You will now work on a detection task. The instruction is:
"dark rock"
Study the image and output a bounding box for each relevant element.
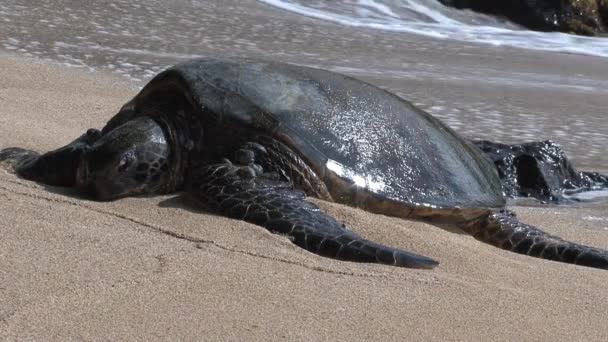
[472,140,608,202]
[439,0,606,36]
[600,0,608,25]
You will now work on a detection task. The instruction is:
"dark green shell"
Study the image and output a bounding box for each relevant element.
[117,57,505,209]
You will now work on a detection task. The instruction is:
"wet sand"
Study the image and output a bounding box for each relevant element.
[1,57,607,341]
[2,0,608,170]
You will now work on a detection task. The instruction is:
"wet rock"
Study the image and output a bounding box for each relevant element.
[472,140,608,202]
[439,0,606,36]
[600,0,608,25]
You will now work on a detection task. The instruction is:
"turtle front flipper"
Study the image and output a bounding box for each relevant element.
[0,147,40,172]
[187,161,439,269]
[467,211,608,269]
[0,129,101,186]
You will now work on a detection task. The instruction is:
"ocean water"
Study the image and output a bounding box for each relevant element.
[259,0,608,58]
[2,1,606,79]
[1,0,607,172]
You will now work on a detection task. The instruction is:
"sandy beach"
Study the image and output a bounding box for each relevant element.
[1,56,607,341]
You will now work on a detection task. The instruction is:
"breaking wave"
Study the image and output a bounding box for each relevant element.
[257,0,608,58]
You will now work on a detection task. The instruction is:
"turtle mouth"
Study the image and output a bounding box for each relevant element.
[74,159,122,201]
[75,154,96,198]
[75,150,105,200]
[71,129,101,190]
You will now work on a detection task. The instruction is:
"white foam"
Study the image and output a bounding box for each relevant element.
[53,42,203,60]
[257,0,608,58]
[358,0,397,18]
[564,189,608,201]
[583,216,608,222]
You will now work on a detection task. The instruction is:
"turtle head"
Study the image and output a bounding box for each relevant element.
[76,117,171,200]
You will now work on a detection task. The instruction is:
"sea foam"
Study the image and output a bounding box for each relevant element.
[257,0,608,58]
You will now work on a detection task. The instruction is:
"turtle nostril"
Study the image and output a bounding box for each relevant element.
[86,128,102,142]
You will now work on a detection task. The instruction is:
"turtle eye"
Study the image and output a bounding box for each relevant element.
[117,153,135,172]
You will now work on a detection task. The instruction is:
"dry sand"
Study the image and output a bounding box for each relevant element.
[1,56,607,341]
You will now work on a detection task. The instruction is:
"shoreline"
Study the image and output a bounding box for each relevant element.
[3,0,608,169]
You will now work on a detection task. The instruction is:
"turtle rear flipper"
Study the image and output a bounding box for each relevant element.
[187,162,439,269]
[466,211,608,269]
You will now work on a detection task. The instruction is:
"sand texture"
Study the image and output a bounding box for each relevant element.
[1,57,607,341]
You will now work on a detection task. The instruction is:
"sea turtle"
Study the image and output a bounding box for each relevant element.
[1,57,607,270]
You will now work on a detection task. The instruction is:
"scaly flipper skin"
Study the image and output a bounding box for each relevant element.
[0,147,39,172]
[0,129,101,186]
[187,161,439,269]
[462,211,608,269]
